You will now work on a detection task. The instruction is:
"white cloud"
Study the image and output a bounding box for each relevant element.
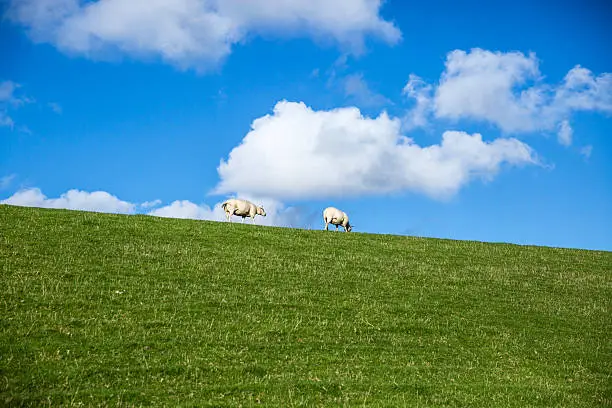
[224,195,308,228]
[1,187,136,213]
[557,120,572,146]
[214,101,537,201]
[403,48,612,145]
[148,200,220,220]
[7,0,401,70]
[553,66,612,113]
[0,185,303,228]
[433,49,543,132]
[148,196,304,228]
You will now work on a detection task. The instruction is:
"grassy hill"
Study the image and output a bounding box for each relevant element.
[0,205,610,407]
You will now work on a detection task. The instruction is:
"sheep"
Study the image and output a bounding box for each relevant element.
[221,198,266,224]
[323,206,353,232]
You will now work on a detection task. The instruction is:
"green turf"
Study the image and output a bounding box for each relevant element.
[0,204,610,407]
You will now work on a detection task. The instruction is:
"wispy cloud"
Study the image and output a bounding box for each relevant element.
[0,80,26,129]
[213,88,228,106]
[139,199,162,209]
[0,80,63,132]
[0,111,15,129]
[0,80,48,132]
[580,145,593,159]
[0,81,20,103]
[402,74,433,131]
[557,120,573,146]
[0,174,16,190]
[321,55,391,110]
[48,102,62,114]
[342,73,391,108]
[18,125,33,135]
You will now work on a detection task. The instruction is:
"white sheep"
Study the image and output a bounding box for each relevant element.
[221,198,266,224]
[323,206,353,232]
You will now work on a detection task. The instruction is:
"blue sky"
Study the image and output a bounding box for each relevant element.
[1,0,611,251]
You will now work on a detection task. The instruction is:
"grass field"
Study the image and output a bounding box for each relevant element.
[0,204,610,407]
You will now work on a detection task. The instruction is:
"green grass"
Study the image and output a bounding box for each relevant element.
[1,204,610,407]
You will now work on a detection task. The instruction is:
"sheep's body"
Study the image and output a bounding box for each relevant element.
[323,207,352,232]
[221,198,266,224]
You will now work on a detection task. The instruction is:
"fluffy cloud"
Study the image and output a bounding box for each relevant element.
[433,49,543,131]
[148,196,305,228]
[0,186,303,227]
[1,187,136,213]
[403,48,612,145]
[214,101,537,201]
[149,200,220,220]
[221,195,308,228]
[7,0,400,70]
[553,66,612,112]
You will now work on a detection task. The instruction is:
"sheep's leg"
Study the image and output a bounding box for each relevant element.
[227,207,236,223]
[324,220,329,231]
[252,216,256,224]
[241,216,245,224]
[335,225,339,232]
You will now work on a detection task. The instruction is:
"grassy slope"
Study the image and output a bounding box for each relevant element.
[0,205,610,407]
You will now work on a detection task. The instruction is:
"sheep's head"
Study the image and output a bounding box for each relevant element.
[257,206,266,216]
[346,224,353,232]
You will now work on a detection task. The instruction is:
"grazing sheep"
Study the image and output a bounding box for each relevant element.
[323,206,353,232]
[221,198,266,224]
